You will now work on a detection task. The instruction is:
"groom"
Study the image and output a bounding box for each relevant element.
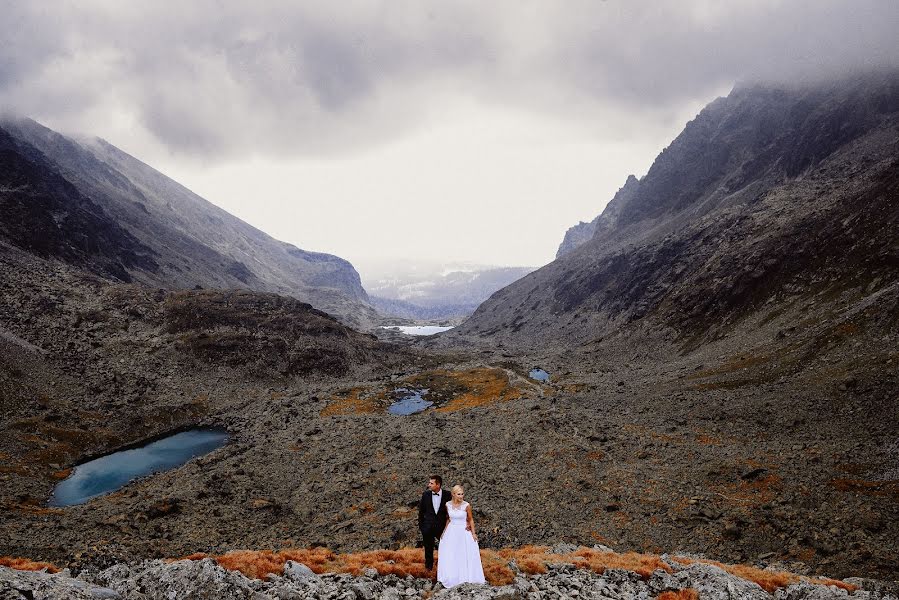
[418,474,452,571]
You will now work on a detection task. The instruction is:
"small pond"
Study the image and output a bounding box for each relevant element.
[388,388,433,415]
[529,368,550,382]
[49,428,229,507]
[381,325,455,336]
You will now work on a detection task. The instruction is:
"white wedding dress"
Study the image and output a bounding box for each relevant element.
[437,501,486,588]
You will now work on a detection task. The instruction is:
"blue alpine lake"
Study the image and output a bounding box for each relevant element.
[49,428,229,507]
[388,388,433,415]
[529,368,550,382]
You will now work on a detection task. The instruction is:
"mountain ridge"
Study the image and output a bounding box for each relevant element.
[0,116,377,328]
[449,72,899,348]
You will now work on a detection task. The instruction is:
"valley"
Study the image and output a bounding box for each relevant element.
[1,72,898,597]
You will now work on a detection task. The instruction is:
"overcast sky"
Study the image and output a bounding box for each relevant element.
[2,1,898,272]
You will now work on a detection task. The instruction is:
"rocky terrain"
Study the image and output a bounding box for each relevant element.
[3,546,897,599]
[0,116,379,328]
[1,72,898,596]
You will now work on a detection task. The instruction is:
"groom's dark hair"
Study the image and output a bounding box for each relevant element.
[430,474,443,486]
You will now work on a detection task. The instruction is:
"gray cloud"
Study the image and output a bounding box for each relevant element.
[1,0,897,159]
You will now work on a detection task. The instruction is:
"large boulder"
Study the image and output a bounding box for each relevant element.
[0,566,121,600]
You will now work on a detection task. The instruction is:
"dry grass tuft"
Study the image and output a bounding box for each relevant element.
[570,548,672,579]
[431,368,523,412]
[173,546,858,593]
[319,368,525,416]
[1,500,65,516]
[51,468,73,480]
[658,590,700,600]
[479,551,516,585]
[687,354,771,379]
[171,552,209,562]
[320,388,384,416]
[181,548,433,582]
[492,546,671,580]
[695,434,724,446]
[333,548,431,579]
[0,557,59,573]
[831,478,899,500]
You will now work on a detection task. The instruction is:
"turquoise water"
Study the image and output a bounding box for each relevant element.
[529,368,550,382]
[388,388,433,415]
[49,428,229,507]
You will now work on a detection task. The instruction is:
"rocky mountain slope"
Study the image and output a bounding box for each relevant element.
[0,117,378,328]
[449,72,899,349]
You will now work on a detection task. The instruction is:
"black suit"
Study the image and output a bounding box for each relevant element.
[418,488,451,570]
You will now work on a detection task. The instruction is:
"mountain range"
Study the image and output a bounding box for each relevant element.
[362,261,535,320]
[0,116,378,329]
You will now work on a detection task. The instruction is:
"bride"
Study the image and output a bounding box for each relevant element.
[437,485,486,588]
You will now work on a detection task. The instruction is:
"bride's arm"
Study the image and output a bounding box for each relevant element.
[466,504,478,541]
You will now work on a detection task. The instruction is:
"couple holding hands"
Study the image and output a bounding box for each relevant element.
[417,474,486,588]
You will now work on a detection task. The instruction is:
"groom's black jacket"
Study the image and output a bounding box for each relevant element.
[418,489,452,535]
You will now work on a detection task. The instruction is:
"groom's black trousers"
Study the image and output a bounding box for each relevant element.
[421,526,438,570]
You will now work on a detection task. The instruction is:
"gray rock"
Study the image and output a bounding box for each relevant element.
[93,559,263,599]
[432,581,522,599]
[668,563,771,600]
[349,581,377,600]
[0,566,122,600]
[843,578,899,597]
[283,560,317,581]
[775,581,890,600]
[647,569,682,594]
[549,542,579,555]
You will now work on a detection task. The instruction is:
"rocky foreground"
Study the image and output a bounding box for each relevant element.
[2,546,898,600]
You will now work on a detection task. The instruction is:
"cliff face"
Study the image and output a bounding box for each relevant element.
[0,118,376,327]
[555,174,639,259]
[450,72,899,348]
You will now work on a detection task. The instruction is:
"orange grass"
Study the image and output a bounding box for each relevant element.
[695,434,723,446]
[320,388,384,416]
[51,468,73,480]
[432,368,523,412]
[713,474,783,507]
[478,550,516,585]
[687,354,771,379]
[1,501,65,516]
[179,548,432,582]
[0,464,28,475]
[831,478,899,500]
[658,590,699,600]
[172,546,857,592]
[0,557,59,573]
[672,557,857,594]
[319,369,525,416]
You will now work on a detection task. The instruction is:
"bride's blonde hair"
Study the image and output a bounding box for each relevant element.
[452,484,464,495]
